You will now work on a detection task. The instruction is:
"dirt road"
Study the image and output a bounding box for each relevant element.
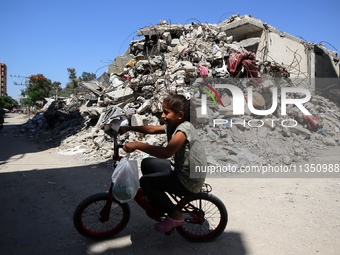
[1,113,339,254]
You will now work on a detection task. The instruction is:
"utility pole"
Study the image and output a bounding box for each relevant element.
[10,75,30,117]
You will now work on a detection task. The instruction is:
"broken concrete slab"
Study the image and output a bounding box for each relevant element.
[235,37,261,49]
[289,126,312,139]
[106,87,134,104]
[219,15,265,41]
[107,54,135,75]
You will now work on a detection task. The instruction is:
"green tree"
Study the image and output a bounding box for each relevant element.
[23,74,53,106]
[64,68,96,95]
[66,68,80,89]
[58,89,72,98]
[80,72,96,81]
[0,96,19,109]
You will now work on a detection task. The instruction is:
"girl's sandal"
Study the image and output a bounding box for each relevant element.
[154,216,184,232]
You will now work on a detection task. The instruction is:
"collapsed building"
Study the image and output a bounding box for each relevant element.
[22,15,340,167]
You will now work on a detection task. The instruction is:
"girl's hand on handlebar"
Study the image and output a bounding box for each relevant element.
[123,142,138,153]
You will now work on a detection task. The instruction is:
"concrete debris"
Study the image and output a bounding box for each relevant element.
[20,15,340,165]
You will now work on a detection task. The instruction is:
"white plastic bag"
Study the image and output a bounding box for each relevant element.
[111,159,139,203]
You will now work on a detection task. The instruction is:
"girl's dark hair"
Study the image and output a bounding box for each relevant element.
[163,94,196,122]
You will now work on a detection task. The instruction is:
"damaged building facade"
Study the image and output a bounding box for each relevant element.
[220,15,339,82]
[22,15,340,168]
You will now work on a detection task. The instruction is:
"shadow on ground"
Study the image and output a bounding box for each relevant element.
[0,162,247,255]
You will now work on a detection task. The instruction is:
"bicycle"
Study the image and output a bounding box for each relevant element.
[73,133,228,242]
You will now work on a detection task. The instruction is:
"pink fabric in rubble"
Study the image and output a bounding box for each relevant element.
[198,65,209,78]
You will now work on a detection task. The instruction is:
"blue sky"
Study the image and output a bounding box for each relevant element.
[1,0,339,100]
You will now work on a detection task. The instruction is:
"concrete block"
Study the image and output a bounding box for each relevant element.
[131,114,148,126]
[107,54,135,75]
[137,100,151,114]
[289,126,312,139]
[237,37,261,48]
[162,32,172,44]
[171,39,180,46]
[106,87,134,103]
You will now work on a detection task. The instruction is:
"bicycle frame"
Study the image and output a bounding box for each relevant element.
[101,181,207,225]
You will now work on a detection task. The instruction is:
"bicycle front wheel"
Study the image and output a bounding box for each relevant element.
[73,192,130,239]
[176,193,228,242]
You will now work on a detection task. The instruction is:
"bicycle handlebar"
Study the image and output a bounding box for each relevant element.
[113,133,123,161]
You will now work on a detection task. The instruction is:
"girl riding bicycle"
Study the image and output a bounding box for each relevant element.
[120,94,207,232]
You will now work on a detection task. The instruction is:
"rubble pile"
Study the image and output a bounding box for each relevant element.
[21,95,86,146]
[22,15,340,166]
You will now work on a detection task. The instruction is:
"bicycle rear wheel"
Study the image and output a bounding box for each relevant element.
[176,193,227,242]
[73,192,130,239]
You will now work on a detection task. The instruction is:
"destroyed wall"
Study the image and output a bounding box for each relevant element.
[219,15,339,87]
[21,15,340,167]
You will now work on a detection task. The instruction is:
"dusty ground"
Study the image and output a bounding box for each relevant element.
[0,113,339,255]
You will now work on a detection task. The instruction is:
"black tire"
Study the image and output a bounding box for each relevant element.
[176,193,228,242]
[73,192,130,239]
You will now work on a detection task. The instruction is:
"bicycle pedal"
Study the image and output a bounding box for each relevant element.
[165,228,175,236]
